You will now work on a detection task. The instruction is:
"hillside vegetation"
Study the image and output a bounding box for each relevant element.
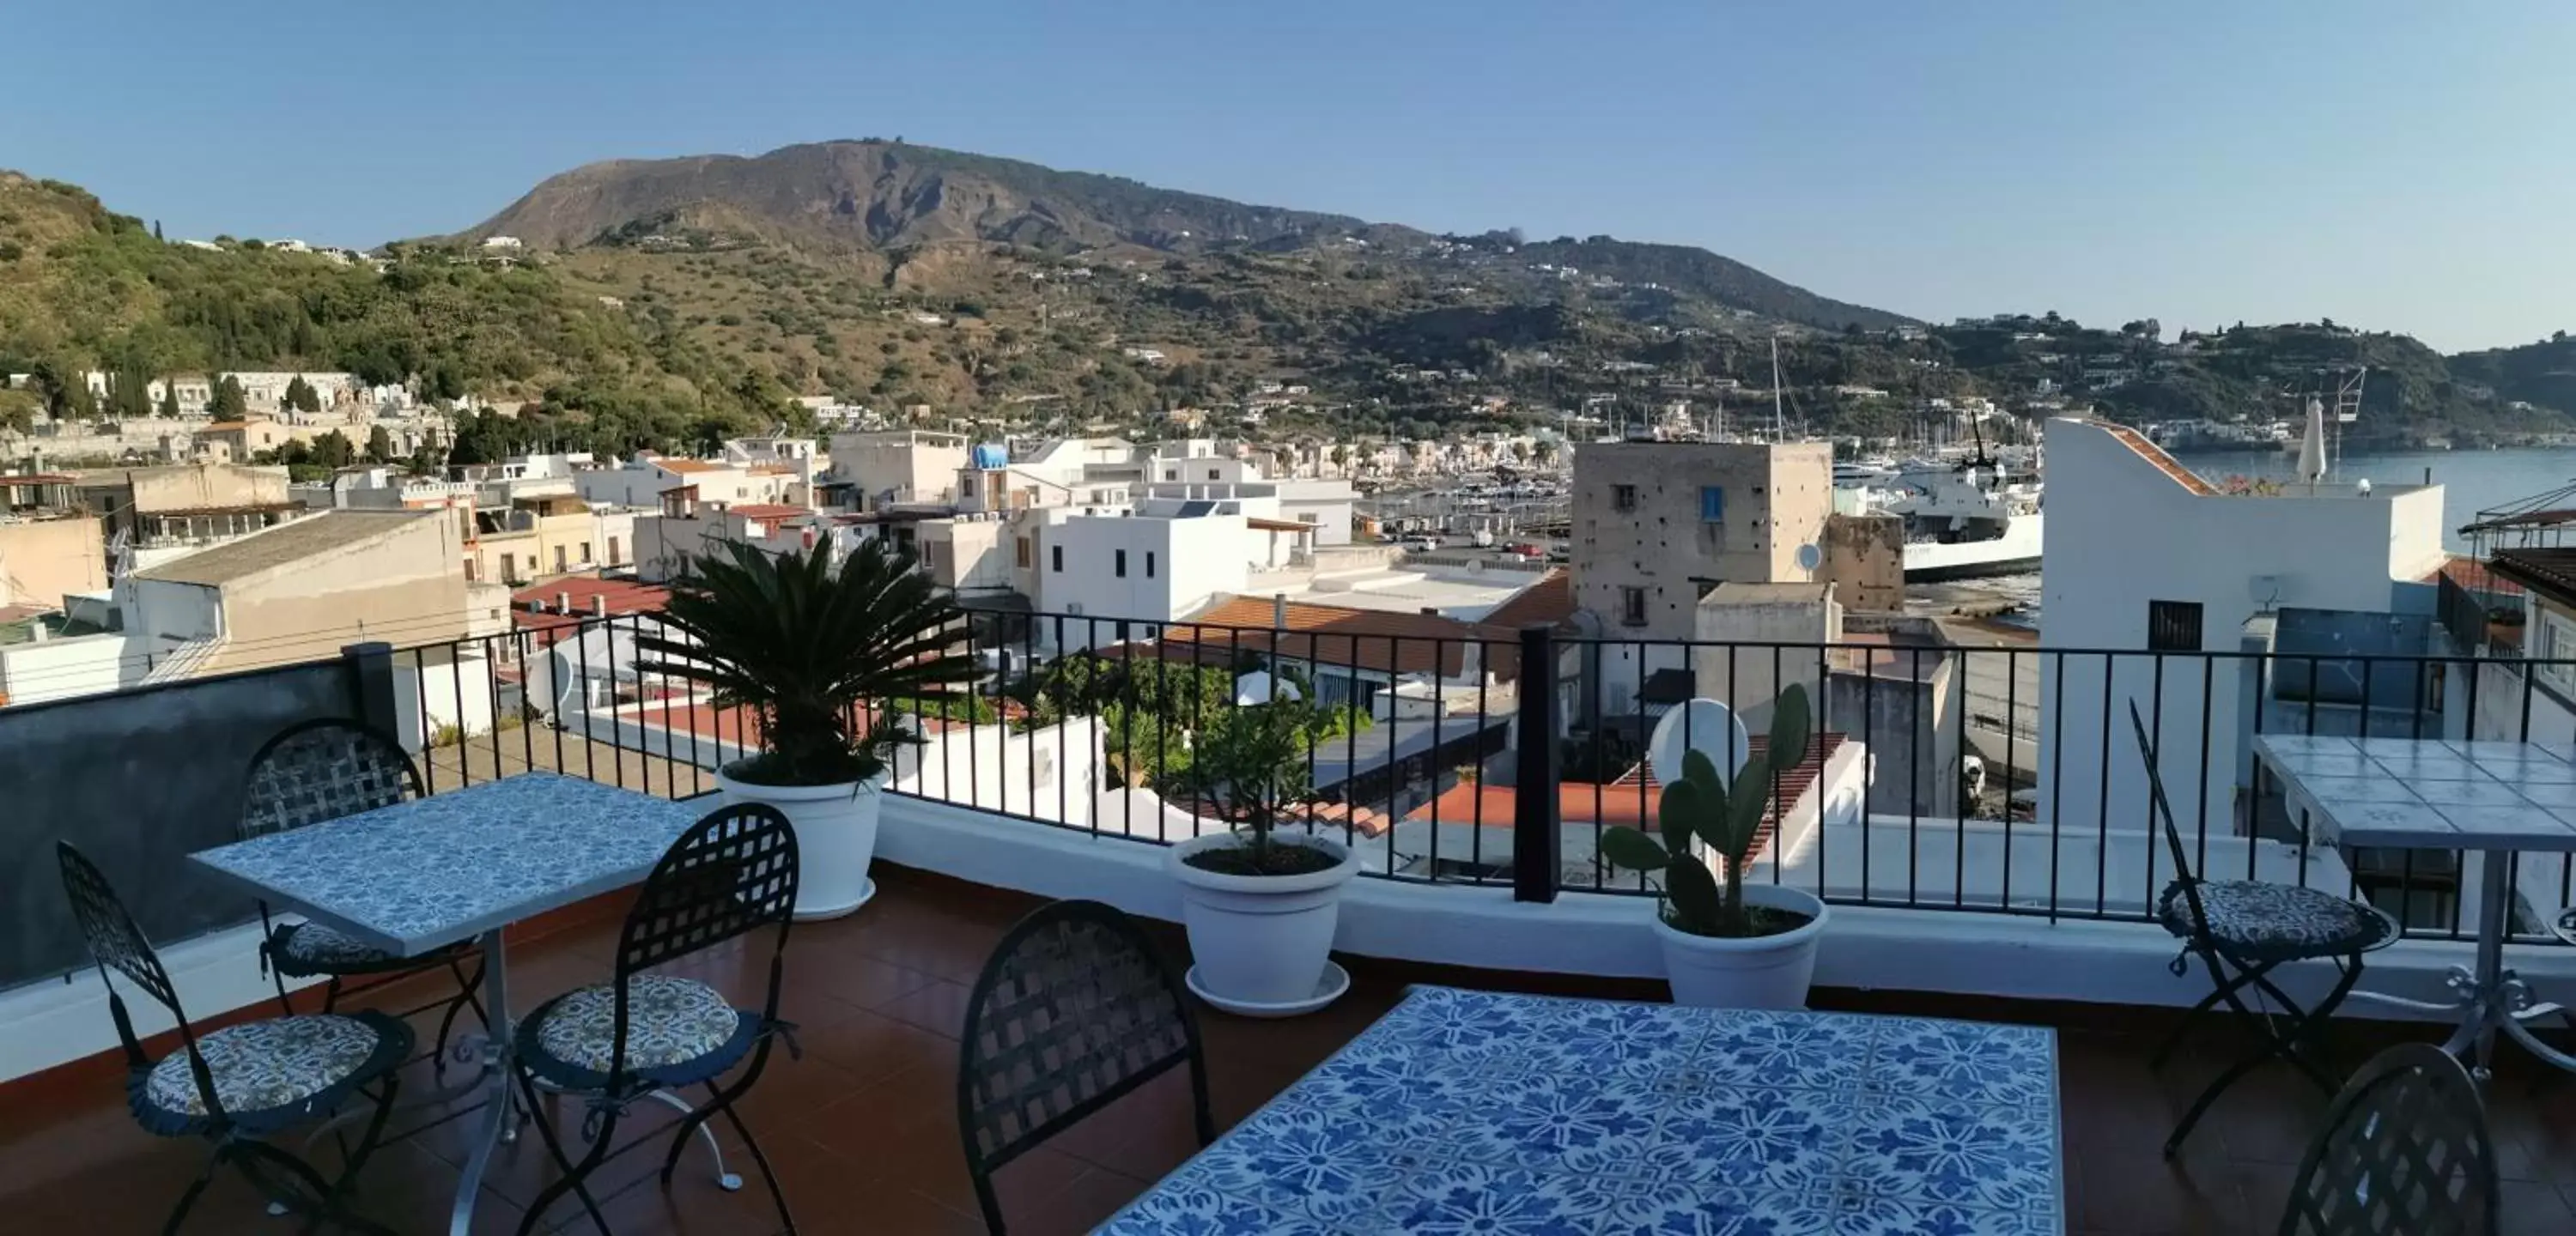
[3,145,2572,457]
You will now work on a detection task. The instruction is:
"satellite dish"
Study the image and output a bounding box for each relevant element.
[1649,698,1752,787]
[1794,542,1823,574]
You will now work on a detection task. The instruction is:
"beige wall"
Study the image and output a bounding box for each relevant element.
[204,515,468,674]
[1820,513,1905,613]
[1690,583,1842,738]
[830,432,969,505]
[94,464,290,518]
[1571,441,1832,639]
[0,518,106,609]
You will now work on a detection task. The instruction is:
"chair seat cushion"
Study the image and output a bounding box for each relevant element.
[518,975,756,1091]
[2160,879,2395,960]
[134,1012,410,1135]
[270,920,395,972]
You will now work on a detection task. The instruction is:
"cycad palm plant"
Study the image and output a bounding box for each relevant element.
[637,536,975,786]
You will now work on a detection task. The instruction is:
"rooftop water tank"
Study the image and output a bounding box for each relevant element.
[971,443,1010,470]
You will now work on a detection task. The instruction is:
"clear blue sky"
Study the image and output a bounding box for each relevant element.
[15,1,2573,350]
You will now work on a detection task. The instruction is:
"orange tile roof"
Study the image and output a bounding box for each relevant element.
[1159,596,1510,676]
[2421,554,2524,596]
[749,464,799,476]
[729,503,810,521]
[656,458,731,474]
[1245,516,1314,532]
[1483,569,1575,631]
[1398,734,1846,857]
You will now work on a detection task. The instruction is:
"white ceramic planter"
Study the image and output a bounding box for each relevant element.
[718,766,886,920]
[1166,831,1360,1009]
[1654,883,1831,1010]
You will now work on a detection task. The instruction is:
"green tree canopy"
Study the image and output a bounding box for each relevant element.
[210,375,247,419]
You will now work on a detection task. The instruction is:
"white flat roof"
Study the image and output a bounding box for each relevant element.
[1278,569,1535,622]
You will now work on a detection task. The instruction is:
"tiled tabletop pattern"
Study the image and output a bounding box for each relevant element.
[1103,985,2063,1235]
[2254,736,2576,852]
[190,773,703,955]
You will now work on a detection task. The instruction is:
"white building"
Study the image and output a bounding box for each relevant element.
[1139,453,1358,546]
[1031,499,1313,650]
[574,456,798,511]
[2037,416,2449,838]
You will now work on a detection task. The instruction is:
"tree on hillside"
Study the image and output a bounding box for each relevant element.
[0,390,38,439]
[365,425,396,464]
[153,220,163,241]
[157,383,180,418]
[112,363,154,419]
[210,375,248,419]
[311,429,355,469]
[283,375,320,414]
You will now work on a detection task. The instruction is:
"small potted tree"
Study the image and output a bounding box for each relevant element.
[1165,696,1362,1014]
[641,536,972,919]
[1601,684,1831,1009]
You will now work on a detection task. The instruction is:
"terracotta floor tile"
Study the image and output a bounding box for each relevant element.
[16,864,2576,1236]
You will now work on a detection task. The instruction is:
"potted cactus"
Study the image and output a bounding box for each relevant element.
[1601,684,1830,1009]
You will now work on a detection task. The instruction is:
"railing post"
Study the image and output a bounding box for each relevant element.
[1514,624,1561,903]
[341,640,402,742]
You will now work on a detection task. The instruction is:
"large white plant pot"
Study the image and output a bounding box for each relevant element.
[1167,831,1360,1011]
[719,766,884,920]
[1654,883,1831,1010]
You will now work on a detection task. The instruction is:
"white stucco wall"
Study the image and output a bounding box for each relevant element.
[1038,514,1250,647]
[2038,418,2448,837]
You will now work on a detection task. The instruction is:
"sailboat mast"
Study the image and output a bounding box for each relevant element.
[1770,332,1786,440]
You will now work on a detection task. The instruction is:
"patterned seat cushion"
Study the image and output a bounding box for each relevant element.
[143,1015,392,1119]
[2160,879,2394,960]
[271,920,395,972]
[529,975,745,1080]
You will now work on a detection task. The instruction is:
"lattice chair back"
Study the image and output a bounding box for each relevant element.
[2278,1043,2498,1236]
[957,899,1210,1232]
[605,803,799,1084]
[56,842,222,1118]
[240,718,424,840]
[2129,700,2213,936]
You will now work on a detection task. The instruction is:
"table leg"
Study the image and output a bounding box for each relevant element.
[450,930,512,1236]
[2469,849,2512,1078]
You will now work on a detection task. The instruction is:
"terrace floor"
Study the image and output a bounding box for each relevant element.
[8,865,2576,1235]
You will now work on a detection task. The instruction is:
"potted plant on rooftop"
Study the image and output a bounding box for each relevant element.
[1601,684,1831,1009]
[640,536,972,919]
[1166,694,1363,1015]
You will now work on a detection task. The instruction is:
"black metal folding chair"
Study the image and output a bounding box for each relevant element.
[58,841,412,1235]
[2131,702,2400,1158]
[241,718,487,1070]
[507,802,802,1236]
[2275,1043,2499,1235]
[958,900,1214,1235]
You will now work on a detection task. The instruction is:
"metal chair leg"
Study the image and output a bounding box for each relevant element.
[511,1070,614,1236]
[708,1084,797,1235]
[653,1088,739,1191]
[2164,953,2361,1158]
[161,1144,228,1236]
[2150,983,2230,1070]
[431,955,487,1075]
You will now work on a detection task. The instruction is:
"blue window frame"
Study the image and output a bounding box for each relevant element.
[1699,486,1724,522]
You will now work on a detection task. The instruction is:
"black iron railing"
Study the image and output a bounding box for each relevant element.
[26,600,2576,977]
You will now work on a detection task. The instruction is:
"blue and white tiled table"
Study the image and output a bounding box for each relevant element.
[1102,986,2063,1235]
[191,772,704,1236]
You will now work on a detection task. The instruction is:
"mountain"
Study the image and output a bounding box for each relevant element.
[460,139,1911,332]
